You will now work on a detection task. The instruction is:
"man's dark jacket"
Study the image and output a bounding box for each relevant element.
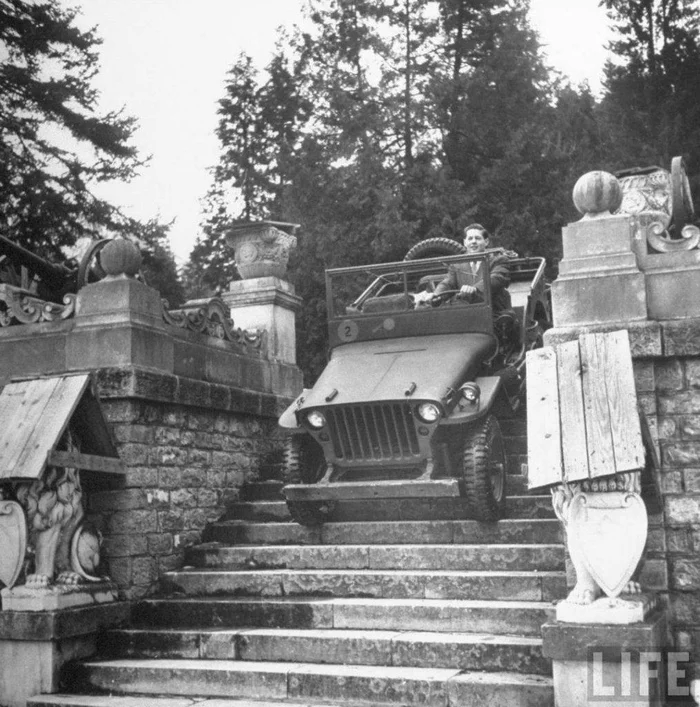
[434,252,512,313]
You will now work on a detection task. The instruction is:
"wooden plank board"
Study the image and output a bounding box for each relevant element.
[579,332,616,478]
[602,330,644,472]
[48,450,125,475]
[0,377,61,479]
[557,340,589,482]
[526,347,563,489]
[14,375,89,479]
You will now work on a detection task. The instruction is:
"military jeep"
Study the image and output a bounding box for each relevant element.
[279,239,551,525]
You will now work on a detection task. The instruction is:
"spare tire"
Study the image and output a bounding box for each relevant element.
[404,237,466,261]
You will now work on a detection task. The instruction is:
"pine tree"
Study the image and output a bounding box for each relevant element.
[0,0,144,257]
[599,0,700,171]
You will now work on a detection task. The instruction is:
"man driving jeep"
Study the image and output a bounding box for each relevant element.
[428,223,512,313]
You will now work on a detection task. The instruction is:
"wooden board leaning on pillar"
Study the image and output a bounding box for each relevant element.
[526,329,645,490]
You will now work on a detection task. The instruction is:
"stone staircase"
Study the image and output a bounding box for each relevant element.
[29,418,566,707]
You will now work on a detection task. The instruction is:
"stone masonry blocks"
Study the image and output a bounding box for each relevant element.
[94,382,288,601]
[632,344,700,679]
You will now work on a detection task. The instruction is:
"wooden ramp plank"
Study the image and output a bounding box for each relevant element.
[580,333,616,478]
[603,330,644,472]
[0,378,61,479]
[16,374,89,478]
[557,340,589,483]
[526,347,562,489]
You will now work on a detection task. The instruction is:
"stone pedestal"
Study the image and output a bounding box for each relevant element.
[0,591,128,707]
[551,215,647,328]
[70,276,174,372]
[543,608,668,707]
[223,277,302,365]
[639,249,700,320]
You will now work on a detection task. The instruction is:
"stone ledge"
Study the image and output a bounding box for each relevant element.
[1,582,118,612]
[96,366,294,418]
[542,607,667,661]
[0,601,130,641]
[545,317,700,359]
[544,320,662,357]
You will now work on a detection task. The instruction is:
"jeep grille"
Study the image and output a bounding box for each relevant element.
[325,404,420,462]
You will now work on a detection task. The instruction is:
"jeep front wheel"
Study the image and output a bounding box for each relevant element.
[282,435,335,526]
[459,415,507,521]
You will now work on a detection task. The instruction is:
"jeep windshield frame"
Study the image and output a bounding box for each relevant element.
[325,254,494,350]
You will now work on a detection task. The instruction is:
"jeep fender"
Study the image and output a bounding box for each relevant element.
[279,389,312,432]
[442,376,508,425]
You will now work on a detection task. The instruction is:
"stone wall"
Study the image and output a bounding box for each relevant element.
[0,268,301,601]
[79,368,285,600]
[639,342,700,667]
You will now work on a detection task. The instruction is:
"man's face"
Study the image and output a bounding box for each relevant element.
[464,229,489,253]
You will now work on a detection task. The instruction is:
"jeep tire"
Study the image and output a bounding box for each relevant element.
[282,435,334,526]
[404,237,466,261]
[460,415,507,521]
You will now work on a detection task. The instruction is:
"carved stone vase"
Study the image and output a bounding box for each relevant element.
[226,222,298,280]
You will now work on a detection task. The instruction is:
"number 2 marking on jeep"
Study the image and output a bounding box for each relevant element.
[338,320,359,342]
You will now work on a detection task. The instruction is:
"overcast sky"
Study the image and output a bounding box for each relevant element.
[73,0,612,263]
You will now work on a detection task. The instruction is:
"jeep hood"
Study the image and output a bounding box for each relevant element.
[299,333,495,409]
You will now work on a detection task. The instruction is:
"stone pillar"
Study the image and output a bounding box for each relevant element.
[223,221,302,365]
[543,173,700,707]
[223,277,301,365]
[69,237,174,372]
[0,603,128,707]
[542,612,668,707]
[551,171,647,328]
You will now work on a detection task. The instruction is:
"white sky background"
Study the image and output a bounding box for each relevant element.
[72,0,612,264]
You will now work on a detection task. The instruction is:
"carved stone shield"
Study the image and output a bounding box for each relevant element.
[569,491,647,598]
[0,500,27,589]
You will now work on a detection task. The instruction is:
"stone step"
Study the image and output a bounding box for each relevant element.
[68,658,553,706]
[239,480,285,502]
[29,697,343,707]
[184,543,564,572]
[237,475,531,502]
[206,517,563,546]
[162,568,566,602]
[132,597,555,636]
[100,626,551,675]
[224,494,554,524]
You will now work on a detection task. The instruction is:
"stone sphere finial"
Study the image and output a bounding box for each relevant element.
[572,171,623,218]
[100,237,142,278]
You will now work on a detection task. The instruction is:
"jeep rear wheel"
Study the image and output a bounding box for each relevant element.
[282,435,334,526]
[459,415,507,521]
[404,237,466,261]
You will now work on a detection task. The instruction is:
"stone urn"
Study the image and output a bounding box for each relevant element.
[226,221,298,280]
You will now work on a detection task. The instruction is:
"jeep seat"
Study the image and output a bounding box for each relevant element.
[362,293,413,313]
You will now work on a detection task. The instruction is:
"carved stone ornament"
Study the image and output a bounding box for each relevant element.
[226,221,298,279]
[0,283,76,326]
[616,157,700,253]
[0,499,27,589]
[568,491,647,599]
[15,465,87,588]
[163,296,266,355]
[70,522,103,582]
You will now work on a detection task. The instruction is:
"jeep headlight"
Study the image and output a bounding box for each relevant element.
[306,410,327,429]
[416,402,441,423]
